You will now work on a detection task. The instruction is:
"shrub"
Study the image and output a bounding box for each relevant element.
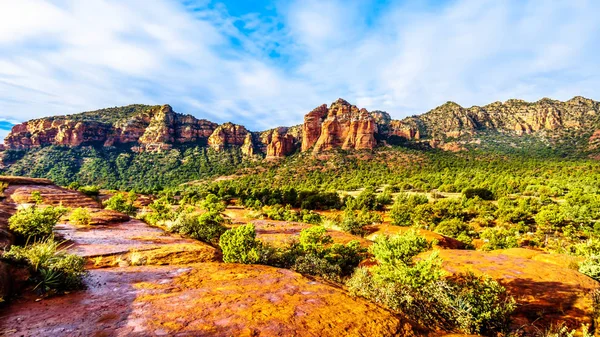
[70,208,92,226]
[9,205,67,240]
[294,226,367,279]
[390,203,413,226]
[299,226,332,254]
[170,211,227,244]
[30,191,43,204]
[293,254,343,282]
[463,188,495,201]
[370,230,432,265]
[579,256,600,281]
[480,227,519,251]
[67,182,81,190]
[144,197,175,226]
[200,194,226,213]
[355,188,379,210]
[220,224,265,264]
[301,211,323,225]
[534,204,567,233]
[103,192,137,215]
[340,211,367,236]
[347,230,515,335]
[3,239,86,292]
[78,185,100,196]
[434,218,475,246]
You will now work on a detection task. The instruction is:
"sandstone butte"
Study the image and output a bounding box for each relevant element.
[3,96,600,158]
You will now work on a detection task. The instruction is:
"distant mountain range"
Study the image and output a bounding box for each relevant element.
[2,96,600,158]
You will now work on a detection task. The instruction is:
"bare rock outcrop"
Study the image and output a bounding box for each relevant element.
[302,99,378,154]
[262,128,296,159]
[207,123,249,151]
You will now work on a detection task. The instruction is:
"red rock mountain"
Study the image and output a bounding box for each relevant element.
[4,96,600,157]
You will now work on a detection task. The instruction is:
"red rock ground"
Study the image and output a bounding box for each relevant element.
[0,177,598,336]
[0,179,414,337]
[434,249,599,332]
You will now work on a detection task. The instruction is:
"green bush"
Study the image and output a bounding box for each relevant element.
[3,239,86,292]
[78,185,100,196]
[9,205,67,240]
[463,188,495,201]
[219,224,265,264]
[579,256,600,281]
[480,227,519,251]
[301,211,323,225]
[30,191,43,204]
[347,230,515,335]
[534,204,567,233]
[370,230,432,265]
[143,197,175,226]
[200,194,226,213]
[298,226,333,253]
[70,207,91,226]
[103,192,137,215]
[170,211,227,244]
[292,254,343,281]
[434,218,475,246]
[294,226,367,279]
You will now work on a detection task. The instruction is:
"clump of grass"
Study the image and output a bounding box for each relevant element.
[128,251,145,266]
[70,207,92,226]
[3,239,86,293]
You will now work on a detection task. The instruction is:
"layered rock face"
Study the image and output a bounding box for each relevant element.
[301,104,328,152]
[6,105,218,151]
[5,120,113,149]
[301,99,378,153]
[261,128,297,159]
[207,123,249,151]
[415,96,600,140]
[4,96,600,157]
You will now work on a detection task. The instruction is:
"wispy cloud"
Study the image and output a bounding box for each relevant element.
[0,0,599,131]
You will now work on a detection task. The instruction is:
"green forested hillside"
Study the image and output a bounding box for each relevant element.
[1,145,249,192]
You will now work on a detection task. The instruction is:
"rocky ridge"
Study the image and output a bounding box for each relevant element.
[4,96,600,156]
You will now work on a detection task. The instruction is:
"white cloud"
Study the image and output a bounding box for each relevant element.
[0,0,599,133]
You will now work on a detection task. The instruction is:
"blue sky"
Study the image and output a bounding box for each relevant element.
[1,0,600,139]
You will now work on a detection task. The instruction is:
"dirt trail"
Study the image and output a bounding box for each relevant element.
[0,180,413,337]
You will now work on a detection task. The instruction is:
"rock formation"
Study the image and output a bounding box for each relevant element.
[4,96,600,157]
[301,99,378,153]
[5,105,218,152]
[301,104,328,152]
[207,123,248,151]
[261,128,296,159]
[240,133,256,157]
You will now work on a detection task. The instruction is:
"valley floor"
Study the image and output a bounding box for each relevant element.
[0,178,597,336]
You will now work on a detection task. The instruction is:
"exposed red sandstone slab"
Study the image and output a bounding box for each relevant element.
[0,176,53,185]
[5,184,101,208]
[55,220,218,263]
[0,264,413,337]
[434,249,599,332]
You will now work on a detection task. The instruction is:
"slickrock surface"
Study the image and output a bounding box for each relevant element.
[435,249,599,331]
[55,220,219,265]
[6,184,101,208]
[0,178,413,337]
[0,264,413,337]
